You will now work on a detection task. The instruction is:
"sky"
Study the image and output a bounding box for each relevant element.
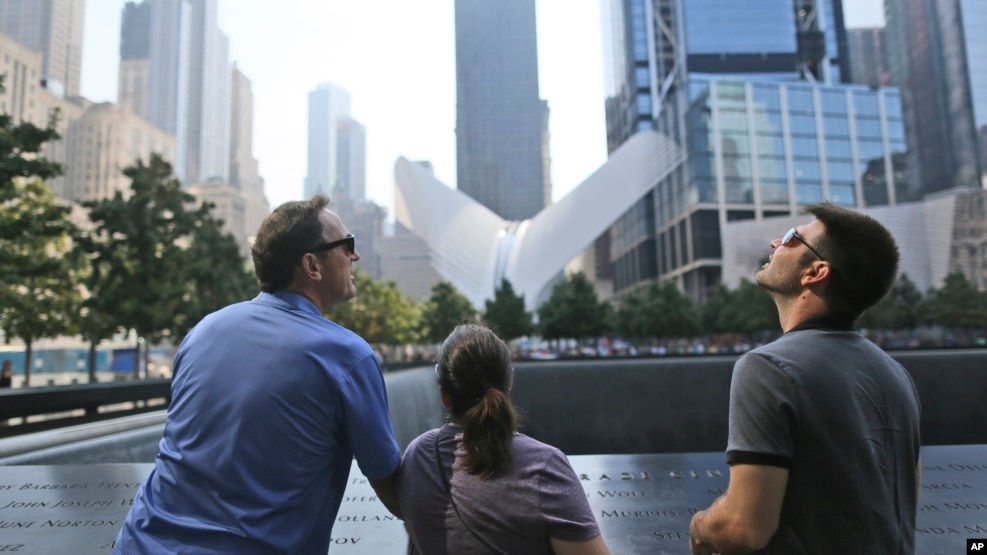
[80,0,885,217]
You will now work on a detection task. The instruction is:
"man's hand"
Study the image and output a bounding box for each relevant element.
[690,509,714,555]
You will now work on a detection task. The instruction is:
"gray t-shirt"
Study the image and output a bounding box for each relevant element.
[727,326,921,554]
[397,424,600,554]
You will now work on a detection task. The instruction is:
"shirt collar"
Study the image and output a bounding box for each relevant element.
[254,290,322,317]
[786,313,855,333]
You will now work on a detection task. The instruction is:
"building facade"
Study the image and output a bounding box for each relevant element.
[884,0,982,194]
[0,0,85,97]
[845,27,888,88]
[454,0,550,220]
[59,102,176,202]
[335,116,366,203]
[227,62,268,257]
[304,81,351,199]
[117,0,230,185]
[601,0,916,303]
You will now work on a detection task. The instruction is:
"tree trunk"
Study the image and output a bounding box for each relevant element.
[87,338,98,383]
[23,338,32,387]
[133,342,141,380]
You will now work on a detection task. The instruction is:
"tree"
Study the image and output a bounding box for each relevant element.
[0,76,62,208]
[329,269,422,345]
[173,209,256,339]
[614,281,698,340]
[859,273,924,330]
[924,271,987,330]
[422,281,478,344]
[537,272,611,341]
[716,279,779,335]
[83,154,201,375]
[614,287,650,340]
[0,181,78,381]
[483,278,534,341]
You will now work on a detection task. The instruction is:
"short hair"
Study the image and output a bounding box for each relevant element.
[251,196,332,292]
[436,324,518,478]
[801,203,899,319]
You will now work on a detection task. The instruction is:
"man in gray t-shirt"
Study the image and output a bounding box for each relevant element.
[689,204,921,555]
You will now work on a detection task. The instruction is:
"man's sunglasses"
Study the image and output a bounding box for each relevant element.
[309,234,355,255]
[782,228,826,262]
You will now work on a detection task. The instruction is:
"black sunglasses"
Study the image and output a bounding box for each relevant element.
[309,234,355,255]
[782,228,825,262]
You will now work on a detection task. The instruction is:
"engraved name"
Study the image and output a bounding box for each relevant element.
[601,509,678,518]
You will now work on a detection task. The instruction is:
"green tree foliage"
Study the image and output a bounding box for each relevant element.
[422,281,478,344]
[0,77,76,380]
[615,281,699,340]
[923,271,987,330]
[329,269,422,345]
[859,273,924,330]
[82,154,202,374]
[537,272,611,341]
[710,279,780,335]
[172,209,256,339]
[0,181,78,380]
[0,76,62,207]
[483,278,534,340]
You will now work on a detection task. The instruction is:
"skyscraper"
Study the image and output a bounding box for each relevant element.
[0,0,86,97]
[601,0,908,302]
[884,0,984,192]
[846,28,888,88]
[116,0,230,184]
[304,82,351,199]
[455,0,550,221]
[336,117,366,202]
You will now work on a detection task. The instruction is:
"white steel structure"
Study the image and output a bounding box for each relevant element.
[394,131,686,310]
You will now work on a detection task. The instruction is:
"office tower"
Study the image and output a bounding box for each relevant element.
[601,0,909,302]
[117,0,230,185]
[304,82,351,199]
[228,63,269,256]
[455,0,550,221]
[61,102,176,202]
[336,117,366,202]
[0,0,85,97]
[884,0,982,194]
[185,0,230,183]
[846,28,888,87]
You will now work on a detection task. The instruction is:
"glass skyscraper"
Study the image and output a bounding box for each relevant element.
[601,0,907,302]
[884,0,982,194]
[455,0,550,221]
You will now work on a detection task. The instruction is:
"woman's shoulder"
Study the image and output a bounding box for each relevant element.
[512,433,568,461]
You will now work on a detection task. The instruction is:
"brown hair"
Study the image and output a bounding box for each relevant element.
[802,203,900,319]
[251,196,331,292]
[436,324,518,478]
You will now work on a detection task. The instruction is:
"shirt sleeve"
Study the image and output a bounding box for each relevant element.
[341,352,401,480]
[726,352,798,468]
[538,449,601,542]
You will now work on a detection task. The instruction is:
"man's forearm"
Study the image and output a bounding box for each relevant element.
[370,472,403,519]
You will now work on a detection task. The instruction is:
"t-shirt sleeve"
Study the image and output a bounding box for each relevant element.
[538,449,601,542]
[341,353,401,480]
[726,352,798,468]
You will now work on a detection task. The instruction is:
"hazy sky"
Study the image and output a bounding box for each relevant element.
[80,1,885,216]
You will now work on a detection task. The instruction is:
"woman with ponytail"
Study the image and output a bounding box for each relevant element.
[396,324,610,555]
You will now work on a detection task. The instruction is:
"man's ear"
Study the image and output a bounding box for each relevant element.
[801,260,832,287]
[300,253,322,280]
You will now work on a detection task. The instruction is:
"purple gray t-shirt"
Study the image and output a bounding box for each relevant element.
[396,423,600,554]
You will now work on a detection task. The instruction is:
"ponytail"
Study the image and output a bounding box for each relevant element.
[461,387,518,478]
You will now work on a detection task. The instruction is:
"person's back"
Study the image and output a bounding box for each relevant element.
[734,328,920,553]
[114,196,401,554]
[400,429,593,554]
[397,324,610,555]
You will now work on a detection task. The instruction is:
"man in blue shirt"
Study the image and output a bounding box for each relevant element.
[115,196,402,554]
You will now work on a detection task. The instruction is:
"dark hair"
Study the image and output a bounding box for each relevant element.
[436,324,518,479]
[801,203,899,319]
[251,196,332,292]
